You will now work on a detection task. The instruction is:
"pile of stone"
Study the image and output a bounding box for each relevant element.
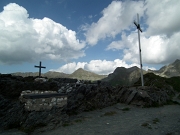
[19,90,67,111]
[0,74,59,99]
[0,74,175,132]
[66,85,172,114]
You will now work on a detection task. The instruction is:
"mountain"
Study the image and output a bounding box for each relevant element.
[148,59,180,78]
[11,72,39,77]
[102,66,147,86]
[44,71,69,78]
[11,71,69,78]
[68,68,107,81]
[134,72,180,92]
[11,68,107,81]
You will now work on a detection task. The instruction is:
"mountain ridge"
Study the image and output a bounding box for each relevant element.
[10,59,180,84]
[102,66,147,86]
[148,59,180,78]
[11,68,107,81]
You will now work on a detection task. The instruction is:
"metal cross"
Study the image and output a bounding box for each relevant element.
[134,13,144,86]
[34,61,46,77]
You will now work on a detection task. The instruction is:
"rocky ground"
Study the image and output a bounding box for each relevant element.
[35,103,180,135]
[0,74,179,134]
[1,103,180,135]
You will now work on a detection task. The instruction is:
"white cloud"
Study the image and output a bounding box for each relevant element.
[50,59,155,75]
[84,59,139,75]
[107,31,180,64]
[106,0,180,65]
[145,0,180,36]
[50,62,87,74]
[84,0,145,45]
[0,3,85,65]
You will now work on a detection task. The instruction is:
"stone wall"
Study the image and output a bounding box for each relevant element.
[19,90,67,111]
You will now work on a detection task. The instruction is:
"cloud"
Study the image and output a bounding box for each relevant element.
[145,0,180,36]
[106,31,180,64]
[84,59,139,75]
[50,62,87,74]
[84,0,145,45]
[106,0,180,65]
[50,59,155,75]
[0,3,85,65]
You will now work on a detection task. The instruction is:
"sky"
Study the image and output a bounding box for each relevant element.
[0,0,180,75]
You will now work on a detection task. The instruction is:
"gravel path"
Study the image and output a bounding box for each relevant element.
[34,103,180,135]
[1,103,179,135]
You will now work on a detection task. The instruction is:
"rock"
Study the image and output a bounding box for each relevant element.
[126,88,137,104]
[0,74,173,132]
[77,85,86,95]
[34,78,47,83]
[66,87,73,93]
[0,95,25,130]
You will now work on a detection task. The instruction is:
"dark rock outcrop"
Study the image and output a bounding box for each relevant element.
[0,74,175,133]
[149,59,180,78]
[102,66,147,86]
[0,74,58,99]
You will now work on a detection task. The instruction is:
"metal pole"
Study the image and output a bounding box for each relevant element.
[39,61,41,77]
[137,14,144,86]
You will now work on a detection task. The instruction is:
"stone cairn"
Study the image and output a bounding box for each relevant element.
[19,90,67,111]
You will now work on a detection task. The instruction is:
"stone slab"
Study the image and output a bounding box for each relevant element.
[22,93,67,99]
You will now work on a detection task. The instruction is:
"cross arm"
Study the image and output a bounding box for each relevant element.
[134,21,142,32]
[34,66,46,68]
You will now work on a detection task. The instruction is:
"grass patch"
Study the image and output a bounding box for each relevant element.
[141,122,152,129]
[166,100,180,105]
[152,118,159,124]
[102,111,117,116]
[74,119,83,123]
[62,122,71,127]
[178,94,180,99]
[20,123,47,133]
[166,133,173,135]
[122,107,130,111]
[151,102,162,107]
[141,122,149,127]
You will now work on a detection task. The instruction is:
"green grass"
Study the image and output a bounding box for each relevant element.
[19,123,47,133]
[102,111,117,116]
[141,122,149,127]
[152,118,159,124]
[166,133,173,135]
[74,119,83,123]
[134,73,180,92]
[62,122,71,127]
[178,94,180,99]
[122,107,130,111]
[141,122,152,129]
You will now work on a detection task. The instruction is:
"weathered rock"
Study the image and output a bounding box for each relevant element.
[34,78,47,83]
[0,74,174,132]
[126,88,137,104]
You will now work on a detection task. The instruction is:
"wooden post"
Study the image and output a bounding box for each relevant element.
[134,14,144,86]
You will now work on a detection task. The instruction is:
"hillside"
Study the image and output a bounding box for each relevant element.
[11,72,39,77]
[10,59,180,85]
[102,66,147,86]
[68,68,107,81]
[11,71,69,78]
[44,71,69,78]
[11,68,107,81]
[149,59,180,78]
[134,72,180,92]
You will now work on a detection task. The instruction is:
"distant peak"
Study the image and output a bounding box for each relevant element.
[77,68,84,70]
[173,59,180,63]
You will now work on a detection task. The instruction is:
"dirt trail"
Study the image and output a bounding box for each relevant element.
[33,103,180,135]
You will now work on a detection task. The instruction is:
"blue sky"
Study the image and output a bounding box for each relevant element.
[0,0,180,75]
